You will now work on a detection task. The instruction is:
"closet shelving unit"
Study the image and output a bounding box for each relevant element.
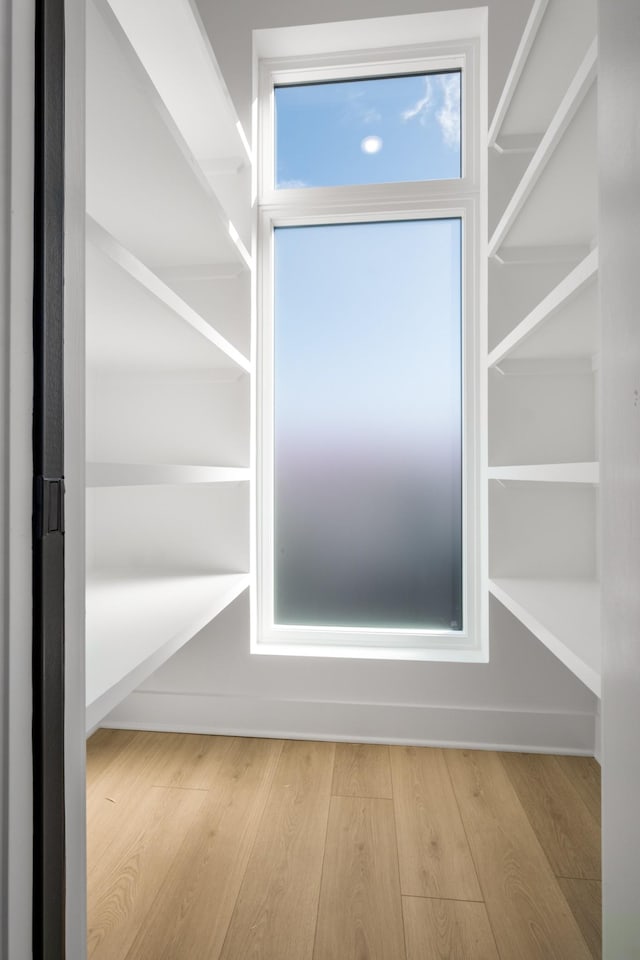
[85,0,252,730]
[487,0,600,696]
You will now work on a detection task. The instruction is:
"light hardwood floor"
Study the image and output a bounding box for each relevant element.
[87,732,601,960]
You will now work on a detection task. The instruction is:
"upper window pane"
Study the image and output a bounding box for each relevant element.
[274,71,461,189]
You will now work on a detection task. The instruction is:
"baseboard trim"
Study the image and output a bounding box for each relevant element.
[101,690,595,755]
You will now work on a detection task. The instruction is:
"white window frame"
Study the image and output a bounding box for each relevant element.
[252,16,487,662]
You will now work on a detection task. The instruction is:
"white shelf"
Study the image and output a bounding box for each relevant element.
[106,0,249,167]
[84,0,253,739]
[86,0,250,270]
[488,1,600,704]
[489,248,598,367]
[489,0,597,148]
[488,462,599,484]
[157,264,250,359]
[489,577,600,695]
[105,0,252,250]
[87,463,250,487]
[86,219,250,376]
[86,570,249,730]
[489,41,597,260]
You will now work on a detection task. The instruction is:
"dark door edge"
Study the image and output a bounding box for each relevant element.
[32,0,66,956]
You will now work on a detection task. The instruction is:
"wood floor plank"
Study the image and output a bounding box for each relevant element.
[313,797,406,960]
[87,785,205,960]
[390,745,481,900]
[554,756,602,824]
[402,896,499,960]
[87,730,235,819]
[219,739,335,960]
[445,749,592,960]
[558,879,602,960]
[86,728,137,783]
[332,742,392,799]
[123,737,283,960]
[87,733,233,869]
[86,734,176,871]
[500,753,601,879]
[87,730,165,806]
[143,731,237,791]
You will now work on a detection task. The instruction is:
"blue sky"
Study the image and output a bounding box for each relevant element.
[275,71,461,188]
[274,219,461,449]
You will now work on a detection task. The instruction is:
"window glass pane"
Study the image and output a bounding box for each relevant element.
[275,71,461,189]
[273,219,462,631]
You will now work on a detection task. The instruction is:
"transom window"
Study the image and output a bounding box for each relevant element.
[253,12,487,661]
[274,70,462,188]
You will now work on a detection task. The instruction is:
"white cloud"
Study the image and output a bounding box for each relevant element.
[401,74,460,149]
[360,107,382,125]
[401,77,433,123]
[436,74,460,147]
[345,89,382,126]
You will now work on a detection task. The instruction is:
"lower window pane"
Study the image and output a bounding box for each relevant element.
[273,218,462,632]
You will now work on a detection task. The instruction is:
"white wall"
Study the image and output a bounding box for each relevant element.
[194,0,537,139]
[599,1,640,955]
[109,591,597,752]
[1,2,36,957]
[107,0,599,753]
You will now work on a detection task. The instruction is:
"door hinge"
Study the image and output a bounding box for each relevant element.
[35,476,65,538]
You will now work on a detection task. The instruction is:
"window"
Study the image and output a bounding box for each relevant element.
[253,11,487,661]
[274,70,462,187]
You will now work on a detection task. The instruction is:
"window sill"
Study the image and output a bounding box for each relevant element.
[250,635,489,663]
